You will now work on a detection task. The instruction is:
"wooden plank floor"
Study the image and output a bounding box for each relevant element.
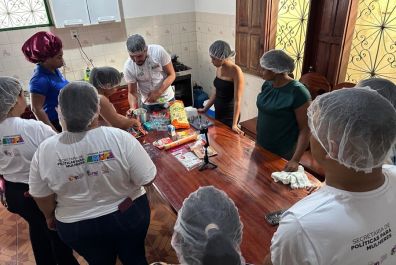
[0,187,178,265]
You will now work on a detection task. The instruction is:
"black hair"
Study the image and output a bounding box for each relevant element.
[89,66,122,90]
[202,229,241,265]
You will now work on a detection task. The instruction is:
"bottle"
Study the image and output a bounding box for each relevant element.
[84,67,91,81]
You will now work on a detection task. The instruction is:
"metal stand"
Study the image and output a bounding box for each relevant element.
[199,125,217,171]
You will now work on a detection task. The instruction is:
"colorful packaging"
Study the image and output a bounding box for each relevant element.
[169,100,190,129]
[168,124,176,137]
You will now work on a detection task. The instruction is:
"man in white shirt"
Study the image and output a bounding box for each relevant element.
[123,34,176,111]
[264,88,396,265]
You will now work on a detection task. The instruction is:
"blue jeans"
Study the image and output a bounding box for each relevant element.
[56,194,150,265]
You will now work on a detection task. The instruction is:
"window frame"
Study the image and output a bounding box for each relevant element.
[0,0,53,32]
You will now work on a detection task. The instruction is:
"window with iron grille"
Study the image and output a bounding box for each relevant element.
[0,0,51,31]
[345,0,396,83]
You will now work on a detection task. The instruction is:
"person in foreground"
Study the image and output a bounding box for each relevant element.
[89,66,141,129]
[29,81,157,265]
[124,34,176,111]
[150,186,244,265]
[256,50,311,171]
[22,31,68,132]
[264,87,396,265]
[0,77,79,265]
[198,40,245,134]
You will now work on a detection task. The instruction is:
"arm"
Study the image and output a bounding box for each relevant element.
[198,88,216,113]
[30,93,58,132]
[33,193,57,229]
[0,175,6,207]
[127,82,139,109]
[146,62,176,103]
[284,101,311,172]
[126,134,157,187]
[263,254,273,265]
[231,66,245,135]
[100,96,140,130]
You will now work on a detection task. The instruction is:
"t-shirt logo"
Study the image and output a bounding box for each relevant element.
[151,63,160,69]
[2,135,24,145]
[86,150,115,164]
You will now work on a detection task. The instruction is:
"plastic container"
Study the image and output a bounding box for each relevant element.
[132,108,148,123]
[203,100,215,118]
[184,106,198,119]
[84,67,91,81]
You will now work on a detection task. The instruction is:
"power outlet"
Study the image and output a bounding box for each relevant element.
[70,30,79,39]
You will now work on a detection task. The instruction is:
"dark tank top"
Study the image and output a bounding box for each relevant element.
[214,77,235,127]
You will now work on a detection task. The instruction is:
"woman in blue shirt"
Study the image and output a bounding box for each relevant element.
[22,31,68,132]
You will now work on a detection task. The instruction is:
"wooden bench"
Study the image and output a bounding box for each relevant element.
[240,117,325,181]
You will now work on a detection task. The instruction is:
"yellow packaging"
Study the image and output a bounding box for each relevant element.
[169,100,190,129]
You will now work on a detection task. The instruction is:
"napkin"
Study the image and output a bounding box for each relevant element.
[271,165,313,189]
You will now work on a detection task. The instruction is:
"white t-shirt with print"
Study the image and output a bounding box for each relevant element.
[123,44,174,104]
[0,117,55,184]
[271,166,396,265]
[29,126,157,223]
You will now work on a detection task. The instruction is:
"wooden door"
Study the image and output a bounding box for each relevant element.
[302,0,356,85]
[236,0,273,75]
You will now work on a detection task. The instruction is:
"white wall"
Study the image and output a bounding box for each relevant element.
[121,0,195,18]
[194,0,236,15]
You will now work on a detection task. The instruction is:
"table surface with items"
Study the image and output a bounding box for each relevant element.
[129,101,321,265]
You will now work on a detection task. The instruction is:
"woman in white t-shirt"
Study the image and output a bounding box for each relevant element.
[29,81,157,265]
[0,77,79,265]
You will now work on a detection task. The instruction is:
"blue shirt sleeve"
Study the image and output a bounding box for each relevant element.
[29,76,50,96]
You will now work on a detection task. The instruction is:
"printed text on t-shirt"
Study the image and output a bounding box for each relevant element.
[351,223,392,251]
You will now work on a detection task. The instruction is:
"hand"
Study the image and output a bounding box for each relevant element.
[306,182,323,194]
[197,108,206,113]
[46,216,57,231]
[306,184,321,194]
[284,160,299,172]
[126,108,135,118]
[131,118,142,129]
[232,124,245,135]
[0,177,6,208]
[145,89,163,103]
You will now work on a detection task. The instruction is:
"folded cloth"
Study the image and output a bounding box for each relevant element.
[271,165,313,189]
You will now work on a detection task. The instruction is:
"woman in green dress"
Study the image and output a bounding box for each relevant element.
[256,50,311,172]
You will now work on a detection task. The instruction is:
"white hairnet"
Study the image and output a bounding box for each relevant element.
[58,81,99,132]
[308,87,396,172]
[172,186,244,265]
[89,66,122,90]
[260,49,295,73]
[209,40,235,60]
[0,77,23,121]
[357,78,396,108]
[126,34,146,54]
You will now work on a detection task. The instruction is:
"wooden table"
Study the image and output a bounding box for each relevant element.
[140,120,321,264]
[240,116,325,181]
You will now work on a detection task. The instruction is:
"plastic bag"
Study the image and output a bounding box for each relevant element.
[169,100,190,129]
[193,84,209,108]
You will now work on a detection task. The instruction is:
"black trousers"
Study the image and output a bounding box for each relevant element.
[5,180,79,265]
[56,195,150,265]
